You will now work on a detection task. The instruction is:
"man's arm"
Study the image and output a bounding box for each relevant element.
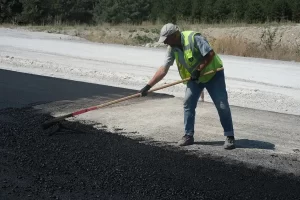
[139,66,169,96]
[147,66,169,86]
[197,50,215,71]
[140,46,174,96]
[194,35,215,72]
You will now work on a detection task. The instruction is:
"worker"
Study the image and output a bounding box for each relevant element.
[139,23,235,149]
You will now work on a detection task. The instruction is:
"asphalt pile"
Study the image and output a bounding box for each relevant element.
[1,107,300,200]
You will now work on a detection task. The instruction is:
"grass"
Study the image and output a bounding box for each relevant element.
[1,22,300,62]
[211,37,300,62]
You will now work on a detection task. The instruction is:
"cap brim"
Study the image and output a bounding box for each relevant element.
[158,36,167,43]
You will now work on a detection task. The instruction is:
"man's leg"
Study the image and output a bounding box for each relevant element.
[178,80,204,146]
[205,70,235,149]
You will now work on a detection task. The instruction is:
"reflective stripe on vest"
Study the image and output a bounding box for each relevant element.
[175,31,223,83]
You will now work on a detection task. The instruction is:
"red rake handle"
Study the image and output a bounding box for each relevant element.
[72,93,141,116]
[42,67,223,129]
[71,67,224,117]
[42,81,184,129]
[71,76,192,117]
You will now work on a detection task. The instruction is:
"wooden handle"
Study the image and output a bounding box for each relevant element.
[149,78,190,93]
[44,67,224,126]
[149,67,223,93]
[74,67,225,115]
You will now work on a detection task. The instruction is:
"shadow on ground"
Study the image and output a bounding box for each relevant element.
[195,139,275,150]
[0,107,299,200]
[0,69,173,109]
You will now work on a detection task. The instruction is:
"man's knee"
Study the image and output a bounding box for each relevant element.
[183,96,191,108]
[183,88,193,108]
[216,100,229,111]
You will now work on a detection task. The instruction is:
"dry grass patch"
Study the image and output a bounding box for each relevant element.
[23,24,158,45]
[210,37,253,57]
[211,36,300,62]
[1,23,300,62]
[259,45,300,62]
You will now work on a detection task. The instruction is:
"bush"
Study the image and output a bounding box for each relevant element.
[260,27,282,51]
[133,35,154,44]
[1,0,300,25]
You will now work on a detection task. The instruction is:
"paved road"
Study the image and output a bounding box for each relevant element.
[1,28,300,115]
[1,69,300,200]
[0,69,142,109]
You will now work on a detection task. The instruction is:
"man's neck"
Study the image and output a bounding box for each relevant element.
[178,33,183,50]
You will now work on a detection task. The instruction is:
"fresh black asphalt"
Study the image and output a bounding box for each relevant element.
[0,69,300,200]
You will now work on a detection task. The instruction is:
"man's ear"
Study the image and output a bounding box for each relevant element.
[175,31,180,39]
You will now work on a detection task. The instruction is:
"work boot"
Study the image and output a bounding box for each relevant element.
[224,136,235,150]
[178,135,194,146]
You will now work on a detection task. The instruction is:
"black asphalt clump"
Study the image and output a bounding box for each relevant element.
[0,107,300,200]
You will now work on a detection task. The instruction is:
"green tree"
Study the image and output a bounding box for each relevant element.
[126,0,151,24]
[149,0,163,23]
[190,0,204,23]
[202,0,216,23]
[65,0,94,23]
[245,0,266,23]
[161,0,178,23]
[214,0,231,23]
[0,0,22,23]
[149,0,179,24]
[1,0,300,26]
[271,0,292,22]
[94,0,151,25]
[229,0,245,22]
[93,0,119,24]
[291,0,300,22]
[19,0,51,24]
[176,0,192,21]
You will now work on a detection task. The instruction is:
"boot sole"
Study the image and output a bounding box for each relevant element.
[224,145,236,150]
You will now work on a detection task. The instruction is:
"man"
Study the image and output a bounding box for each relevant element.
[139,23,235,150]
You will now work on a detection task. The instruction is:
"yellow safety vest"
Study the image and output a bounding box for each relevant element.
[174,31,223,83]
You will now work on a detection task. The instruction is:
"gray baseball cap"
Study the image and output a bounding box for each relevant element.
[158,23,179,43]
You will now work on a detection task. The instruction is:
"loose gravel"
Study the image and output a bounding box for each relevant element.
[1,107,300,200]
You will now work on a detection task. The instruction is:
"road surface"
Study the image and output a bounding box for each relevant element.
[0,27,300,200]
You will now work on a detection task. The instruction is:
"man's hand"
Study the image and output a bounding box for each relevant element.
[190,70,200,81]
[139,84,152,96]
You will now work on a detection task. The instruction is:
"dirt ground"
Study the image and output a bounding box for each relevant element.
[1,107,300,200]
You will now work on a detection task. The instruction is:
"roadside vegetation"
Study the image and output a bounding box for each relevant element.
[1,0,300,62]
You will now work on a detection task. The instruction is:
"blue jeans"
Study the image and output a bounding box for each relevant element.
[183,70,234,137]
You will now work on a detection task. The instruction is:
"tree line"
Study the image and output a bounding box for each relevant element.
[1,0,300,25]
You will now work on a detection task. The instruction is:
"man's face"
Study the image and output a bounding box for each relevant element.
[164,33,178,47]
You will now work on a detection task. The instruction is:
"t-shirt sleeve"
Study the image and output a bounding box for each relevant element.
[194,34,212,57]
[162,46,175,69]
